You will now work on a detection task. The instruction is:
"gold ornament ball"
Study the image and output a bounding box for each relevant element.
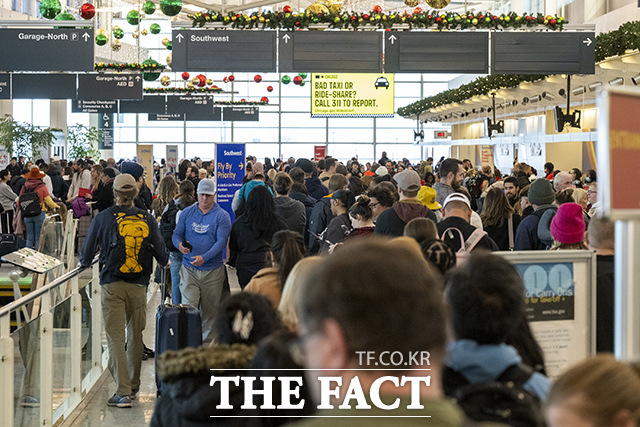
[132,30,139,38]
[403,0,419,7]
[162,38,169,46]
[186,82,194,89]
[160,76,171,86]
[191,77,199,85]
[206,78,213,85]
[111,40,122,51]
[97,28,108,36]
[141,29,148,36]
[166,53,172,67]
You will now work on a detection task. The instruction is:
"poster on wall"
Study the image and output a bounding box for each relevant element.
[216,144,245,223]
[311,73,394,117]
[597,87,640,219]
[480,145,495,168]
[136,144,153,190]
[314,145,326,161]
[500,251,596,380]
[166,145,178,171]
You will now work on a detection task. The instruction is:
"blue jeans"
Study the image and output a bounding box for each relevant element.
[169,251,183,304]
[24,212,45,250]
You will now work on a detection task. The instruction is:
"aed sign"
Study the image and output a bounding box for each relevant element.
[311,73,394,118]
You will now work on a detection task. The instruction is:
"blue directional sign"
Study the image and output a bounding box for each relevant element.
[216,144,245,222]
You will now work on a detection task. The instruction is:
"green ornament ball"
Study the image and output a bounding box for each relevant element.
[54,12,75,20]
[300,80,306,87]
[142,59,162,81]
[165,41,172,50]
[150,23,161,34]
[160,0,182,17]
[126,10,140,25]
[298,73,307,79]
[143,1,156,15]
[95,34,108,46]
[282,75,291,85]
[113,27,124,39]
[39,0,62,19]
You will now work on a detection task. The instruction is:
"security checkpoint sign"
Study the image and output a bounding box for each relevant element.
[216,144,245,223]
[311,73,394,118]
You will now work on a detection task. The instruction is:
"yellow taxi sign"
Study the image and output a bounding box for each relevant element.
[311,73,395,118]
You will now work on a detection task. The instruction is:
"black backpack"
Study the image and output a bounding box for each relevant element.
[159,200,179,252]
[443,364,546,427]
[19,185,43,218]
[104,206,154,280]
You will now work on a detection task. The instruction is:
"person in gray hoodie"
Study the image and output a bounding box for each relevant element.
[273,172,306,236]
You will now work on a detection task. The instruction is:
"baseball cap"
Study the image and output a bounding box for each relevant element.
[376,167,388,177]
[197,178,216,195]
[113,173,136,191]
[393,169,421,192]
[417,186,442,210]
[295,158,313,174]
[443,193,471,210]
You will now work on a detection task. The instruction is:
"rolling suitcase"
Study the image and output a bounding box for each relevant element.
[155,266,203,396]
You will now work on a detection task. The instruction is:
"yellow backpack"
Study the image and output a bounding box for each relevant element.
[106,207,152,280]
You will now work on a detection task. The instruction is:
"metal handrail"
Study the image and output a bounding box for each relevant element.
[0,255,99,318]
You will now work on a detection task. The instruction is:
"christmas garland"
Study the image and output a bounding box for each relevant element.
[213,100,268,105]
[95,62,165,72]
[398,21,640,117]
[144,87,224,93]
[188,9,566,31]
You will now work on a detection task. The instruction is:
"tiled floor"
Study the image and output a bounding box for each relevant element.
[63,266,242,427]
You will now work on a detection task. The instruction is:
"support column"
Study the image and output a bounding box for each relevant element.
[614,219,640,360]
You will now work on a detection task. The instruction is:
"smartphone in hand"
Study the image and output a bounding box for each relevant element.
[182,241,193,252]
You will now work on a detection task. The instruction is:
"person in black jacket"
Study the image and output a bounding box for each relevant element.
[229,185,288,289]
[437,193,499,252]
[10,168,27,195]
[375,170,437,237]
[120,161,152,211]
[320,189,354,253]
[273,172,306,236]
[47,163,69,202]
[480,187,521,251]
[308,174,348,254]
[93,167,116,212]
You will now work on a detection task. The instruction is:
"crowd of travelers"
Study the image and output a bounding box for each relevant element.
[3,151,628,427]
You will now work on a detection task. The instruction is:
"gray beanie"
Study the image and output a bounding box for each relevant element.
[528,178,555,205]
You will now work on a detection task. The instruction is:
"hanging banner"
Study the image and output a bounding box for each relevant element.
[314,145,326,161]
[216,144,245,223]
[137,144,154,189]
[480,145,495,168]
[311,73,394,117]
[166,145,178,170]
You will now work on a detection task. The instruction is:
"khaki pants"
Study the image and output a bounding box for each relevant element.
[179,265,225,345]
[101,281,146,397]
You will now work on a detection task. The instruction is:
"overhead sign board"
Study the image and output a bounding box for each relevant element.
[0,74,9,99]
[384,32,489,73]
[72,99,118,114]
[0,29,94,72]
[78,73,143,100]
[148,113,184,121]
[222,106,259,121]
[172,30,276,72]
[187,107,222,121]
[119,96,167,114]
[311,73,394,117]
[491,32,595,75]
[280,32,382,73]
[166,95,214,114]
[98,113,114,150]
[216,143,245,223]
[12,74,76,99]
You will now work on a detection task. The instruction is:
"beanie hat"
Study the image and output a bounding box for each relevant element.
[551,203,585,244]
[528,178,554,205]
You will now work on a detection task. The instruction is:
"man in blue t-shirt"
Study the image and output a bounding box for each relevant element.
[172,178,231,344]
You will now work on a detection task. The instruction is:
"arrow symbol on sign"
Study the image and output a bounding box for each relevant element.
[82,32,90,42]
[583,37,592,46]
[239,163,244,170]
[282,34,290,43]
[136,76,141,82]
[176,33,184,43]
[389,34,397,44]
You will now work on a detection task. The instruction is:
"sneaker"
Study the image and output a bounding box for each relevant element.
[130,389,139,400]
[107,394,132,408]
[20,395,39,408]
[142,352,149,361]
[143,345,155,358]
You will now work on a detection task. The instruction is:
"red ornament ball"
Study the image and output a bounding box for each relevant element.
[283,5,292,13]
[228,75,235,82]
[350,15,356,21]
[372,5,382,13]
[413,7,422,15]
[293,75,303,85]
[196,74,206,87]
[267,85,273,92]
[550,19,557,25]
[261,96,269,103]
[79,2,95,19]
[181,72,190,80]
[363,13,369,19]
[223,77,228,83]
[241,98,247,102]
[435,16,442,23]
[254,74,262,83]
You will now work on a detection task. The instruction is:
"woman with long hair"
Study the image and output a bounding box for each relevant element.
[229,185,287,289]
[152,176,179,219]
[278,256,324,331]
[84,164,105,213]
[245,230,305,308]
[480,187,521,251]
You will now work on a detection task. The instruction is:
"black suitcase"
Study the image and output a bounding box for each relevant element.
[0,234,26,259]
[155,266,203,396]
